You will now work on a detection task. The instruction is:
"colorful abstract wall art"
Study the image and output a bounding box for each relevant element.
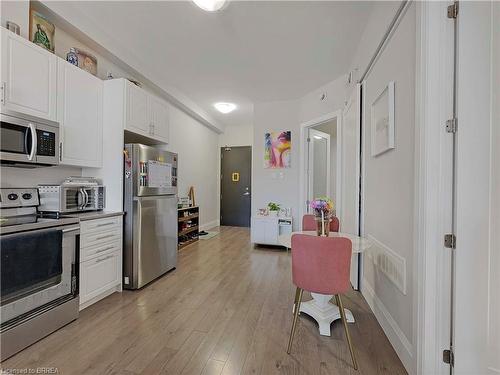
[264,131,291,168]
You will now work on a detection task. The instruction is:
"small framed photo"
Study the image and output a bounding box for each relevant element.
[371,81,395,157]
[29,8,55,53]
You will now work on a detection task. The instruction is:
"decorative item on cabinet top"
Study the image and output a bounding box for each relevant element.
[66,48,97,76]
[29,8,55,53]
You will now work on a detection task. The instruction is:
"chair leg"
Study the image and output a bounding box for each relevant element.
[292,287,301,315]
[287,287,303,354]
[335,294,358,370]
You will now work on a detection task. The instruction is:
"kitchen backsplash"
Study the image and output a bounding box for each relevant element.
[0,166,83,188]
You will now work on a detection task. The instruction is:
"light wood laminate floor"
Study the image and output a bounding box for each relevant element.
[1,226,407,375]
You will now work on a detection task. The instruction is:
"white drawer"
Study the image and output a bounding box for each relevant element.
[80,250,121,305]
[81,238,121,262]
[80,216,122,234]
[81,226,122,249]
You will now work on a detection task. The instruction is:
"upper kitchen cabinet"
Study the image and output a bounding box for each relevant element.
[149,95,169,143]
[110,79,169,144]
[125,80,150,136]
[1,28,57,121]
[57,60,103,168]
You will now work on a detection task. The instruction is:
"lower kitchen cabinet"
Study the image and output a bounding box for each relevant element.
[79,214,123,310]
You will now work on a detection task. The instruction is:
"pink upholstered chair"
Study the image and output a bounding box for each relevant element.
[302,214,340,232]
[287,234,357,370]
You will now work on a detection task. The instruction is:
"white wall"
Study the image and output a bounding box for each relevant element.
[1,0,29,39]
[252,100,299,228]
[219,124,253,147]
[359,3,416,372]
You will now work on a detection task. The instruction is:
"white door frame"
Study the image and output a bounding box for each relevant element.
[307,128,331,206]
[298,110,342,223]
[415,2,455,374]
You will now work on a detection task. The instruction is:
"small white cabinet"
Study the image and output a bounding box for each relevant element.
[149,95,169,143]
[251,216,293,246]
[1,28,57,121]
[118,79,169,143]
[125,80,150,135]
[79,215,123,310]
[57,59,103,167]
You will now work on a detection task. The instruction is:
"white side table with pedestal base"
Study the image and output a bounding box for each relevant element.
[278,231,371,337]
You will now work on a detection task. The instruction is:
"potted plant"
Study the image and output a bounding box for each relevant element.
[267,202,280,217]
[310,197,334,236]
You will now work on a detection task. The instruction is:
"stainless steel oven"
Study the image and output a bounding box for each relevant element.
[0,112,59,167]
[0,188,79,360]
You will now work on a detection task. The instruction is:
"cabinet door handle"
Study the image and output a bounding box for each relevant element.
[95,246,115,254]
[59,142,63,162]
[97,222,115,227]
[96,234,115,241]
[95,254,114,263]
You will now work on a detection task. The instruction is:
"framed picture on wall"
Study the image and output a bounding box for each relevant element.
[29,8,55,53]
[264,130,291,168]
[370,81,395,157]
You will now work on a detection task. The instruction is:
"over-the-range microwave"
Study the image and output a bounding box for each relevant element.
[0,111,59,167]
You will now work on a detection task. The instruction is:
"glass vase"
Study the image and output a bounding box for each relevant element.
[315,217,330,237]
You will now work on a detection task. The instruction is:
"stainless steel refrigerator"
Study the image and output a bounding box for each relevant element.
[123,144,178,289]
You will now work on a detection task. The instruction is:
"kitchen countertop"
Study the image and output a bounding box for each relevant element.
[62,211,124,221]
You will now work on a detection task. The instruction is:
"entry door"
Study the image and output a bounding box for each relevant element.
[453,2,500,373]
[342,84,361,289]
[306,129,331,212]
[220,146,252,227]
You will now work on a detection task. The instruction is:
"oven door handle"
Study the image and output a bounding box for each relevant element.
[27,123,37,161]
[62,226,80,234]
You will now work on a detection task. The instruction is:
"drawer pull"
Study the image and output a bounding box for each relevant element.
[96,234,115,241]
[95,246,115,254]
[97,222,115,227]
[96,255,114,263]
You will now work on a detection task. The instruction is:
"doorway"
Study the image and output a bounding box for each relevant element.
[299,111,341,219]
[220,146,252,227]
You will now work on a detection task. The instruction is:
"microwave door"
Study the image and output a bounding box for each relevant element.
[0,121,35,164]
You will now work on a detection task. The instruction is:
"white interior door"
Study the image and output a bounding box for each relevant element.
[342,84,361,289]
[453,2,499,374]
[306,129,330,212]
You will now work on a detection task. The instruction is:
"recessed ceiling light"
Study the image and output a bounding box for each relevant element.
[193,0,227,12]
[214,102,236,114]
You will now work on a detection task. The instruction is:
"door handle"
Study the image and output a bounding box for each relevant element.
[28,123,37,161]
[243,192,250,196]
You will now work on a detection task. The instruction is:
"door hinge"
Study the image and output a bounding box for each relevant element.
[0,82,5,104]
[446,118,457,133]
[443,349,454,366]
[444,233,456,249]
[447,2,458,19]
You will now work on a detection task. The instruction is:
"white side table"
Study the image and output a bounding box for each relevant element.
[278,231,372,336]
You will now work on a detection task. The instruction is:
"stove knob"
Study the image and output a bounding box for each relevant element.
[22,193,32,200]
[7,193,18,201]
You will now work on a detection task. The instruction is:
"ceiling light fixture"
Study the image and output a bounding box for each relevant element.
[193,0,227,12]
[214,102,236,114]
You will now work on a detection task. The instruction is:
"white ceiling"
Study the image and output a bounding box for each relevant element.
[56,1,374,128]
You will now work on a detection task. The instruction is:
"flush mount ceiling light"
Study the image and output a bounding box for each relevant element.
[193,0,227,12]
[214,102,236,114]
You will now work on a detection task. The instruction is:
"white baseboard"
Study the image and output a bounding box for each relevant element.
[200,219,220,231]
[361,279,414,374]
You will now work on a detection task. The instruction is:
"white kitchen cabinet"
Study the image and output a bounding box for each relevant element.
[125,80,150,136]
[149,95,169,143]
[110,79,169,143]
[79,215,123,310]
[57,59,103,167]
[251,216,293,246]
[1,28,57,121]
[80,251,121,305]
